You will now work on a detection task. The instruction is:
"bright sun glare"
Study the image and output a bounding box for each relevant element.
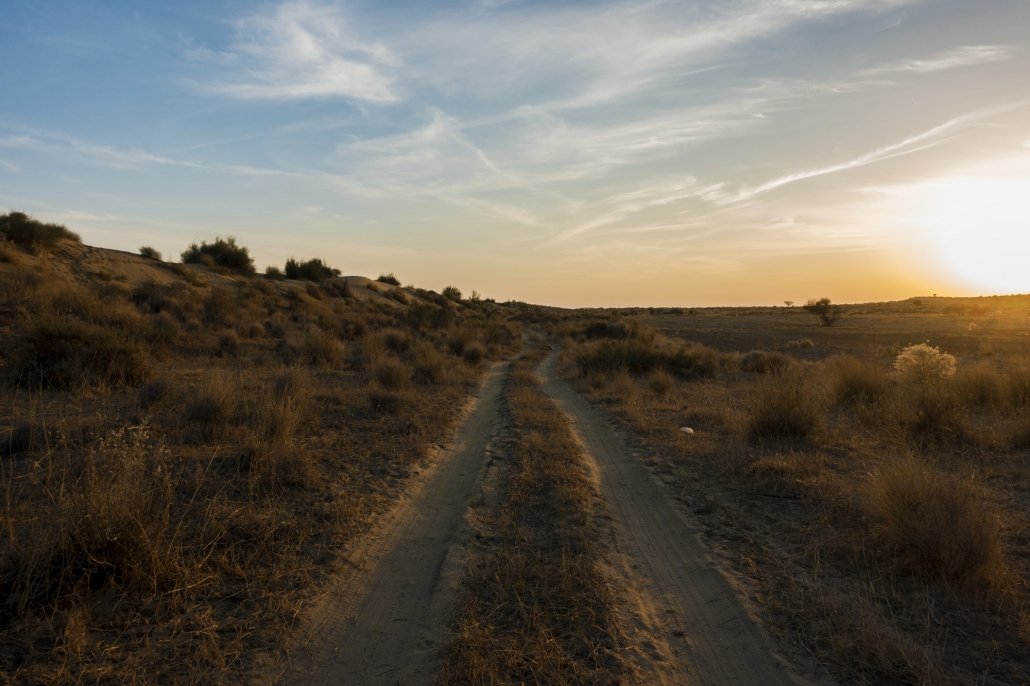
[920,176,1030,295]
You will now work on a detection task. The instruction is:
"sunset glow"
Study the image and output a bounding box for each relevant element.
[2,1,1029,305]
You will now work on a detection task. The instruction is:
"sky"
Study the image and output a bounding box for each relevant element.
[2,0,1029,307]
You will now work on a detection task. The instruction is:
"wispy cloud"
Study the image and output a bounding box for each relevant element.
[728,107,1012,202]
[861,44,1014,76]
[198,1,399,103]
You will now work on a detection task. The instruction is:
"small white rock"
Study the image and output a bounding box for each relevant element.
[679,427,694,434]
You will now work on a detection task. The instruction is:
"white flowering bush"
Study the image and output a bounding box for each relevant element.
[894,343,957,383]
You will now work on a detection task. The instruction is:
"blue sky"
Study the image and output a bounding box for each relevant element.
[3,0,1029,306]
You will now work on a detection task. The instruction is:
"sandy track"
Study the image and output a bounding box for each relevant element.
[538,353,808,686]
[280,361,509,686]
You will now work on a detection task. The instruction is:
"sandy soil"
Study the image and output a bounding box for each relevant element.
[538,353,811,686]
[278,361,509,686]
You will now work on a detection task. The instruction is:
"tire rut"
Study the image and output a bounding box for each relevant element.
[279,360,510,686]
[537,353,810,686]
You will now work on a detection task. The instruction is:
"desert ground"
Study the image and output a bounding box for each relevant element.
[1,217,1027,684]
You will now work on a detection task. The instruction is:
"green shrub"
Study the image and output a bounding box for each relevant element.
[8,318,150,389]
[442,285,462,301]
[284,257,340,282]
[181,236,255,275]
[139,246,162,261]
[0,211,80,245]
[376,273,401,286]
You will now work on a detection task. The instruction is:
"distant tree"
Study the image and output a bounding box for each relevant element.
[803,297,841,327]
[376,273,401,286]
[0,211,80,245]
[784,300,794,308]
[265,266,285,280]
[442,285,462,302]
[181,236,255,276]
[139,246,162,261]
[283,257,340,282]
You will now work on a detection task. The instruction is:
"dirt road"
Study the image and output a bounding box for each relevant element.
[283,354,808,685]
[538,353,808,686]
[280,361,509,686]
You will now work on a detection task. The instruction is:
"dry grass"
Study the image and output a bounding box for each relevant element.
[864,457,1011,594]
[561,303,1030,685]
[745,368,824,442]
[0,241,511,683]
[436,356,631,685]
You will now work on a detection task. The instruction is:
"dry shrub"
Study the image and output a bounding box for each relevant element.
[739,350,792,374]
[412,344,448,385]
[864,458,1010,593]
[1007,369,1030,408]
[8,318,150,389]
[828,355,889,405]
[380,328,411,353]
[202,288,234,325]
[367,388,407,415]
[446,329,473,356]
[954,365,1007,410]
[1009,416,1030,450]
[461,342,486,365]
[217,330,241,357]
[373,357,410,390]
[137,378,172,410]
[786,338,814,350]
[147,311,179,347]
[646,369,674,397]
[894,344,957,384]
[251,369,310,443]
[745,369,822,442]
[574,338,717,379]
[185,375,236,442]
[244,321,266,339]
[303,328,345,366]
[0,427,181,622]
[902,384,974,446]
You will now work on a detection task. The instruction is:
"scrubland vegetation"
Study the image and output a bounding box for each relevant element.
[0,227,521,683]
[561,305,1030,684]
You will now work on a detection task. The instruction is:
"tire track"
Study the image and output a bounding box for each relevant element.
[280,361,509,686]
[538,353,810,686]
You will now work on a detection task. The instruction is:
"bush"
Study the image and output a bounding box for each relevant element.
[0,211,80,245]
[803,297,841,326]
[181,236,255,275]
[739,350,791,374]
[265,266,285,280]
[412,345,448,385]
[139,246,162,261]
[745,370,822,442]
[462,342,486,365]
[376,273,400,286]
[894,344,957,384]
[284,257,340,283]
[303,328,345,366]
[829,356,889,405]
[574,339,717,380]
[8,318,150,389]
[865,458,1008,591]
[442,285,462,302]
[185,377,235,442]
[372,357,410,390]
[577,319,654,343]
[217,331,240,357]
